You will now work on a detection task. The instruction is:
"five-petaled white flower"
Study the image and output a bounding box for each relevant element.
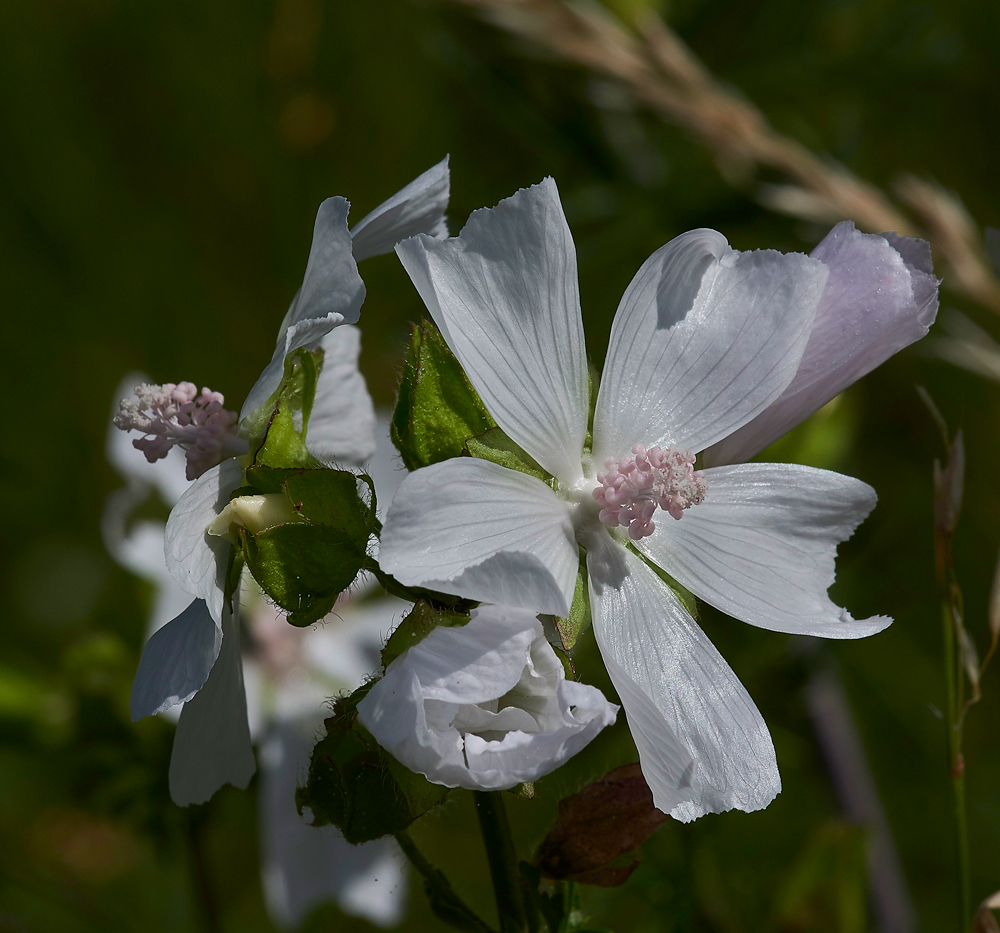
[120,158,451,806]
[380,178,938,820]
[358,604,618,790]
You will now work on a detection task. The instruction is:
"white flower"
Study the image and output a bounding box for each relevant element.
[104,386,411,929]
[357,604,617,790]
[380,178,937,820]
[121,157,451,808]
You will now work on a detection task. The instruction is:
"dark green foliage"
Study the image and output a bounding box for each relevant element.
[392,320,495,471]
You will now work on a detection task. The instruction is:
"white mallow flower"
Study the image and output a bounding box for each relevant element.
[380,178,938,821]
[120,157,451,808]
[105,382,411,929]
[357,604,617,790]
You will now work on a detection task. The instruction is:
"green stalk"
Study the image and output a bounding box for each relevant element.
[474,791,529,933]
[395,830,496,933]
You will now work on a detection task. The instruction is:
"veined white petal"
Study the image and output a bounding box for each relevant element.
[164,458,242,626]
[586,535,779,820]
[350,156,450,261]
[130,598,222,720]
[305,325,377,466]
[169,600,255,806]
[241,197,364,420]
[395,178,589,483]
[380,458,579,616]
[705,223,939,465]
[259,723,407,930]
[593,230,828,462]
[357,605,616,791]
[638,462,892,638]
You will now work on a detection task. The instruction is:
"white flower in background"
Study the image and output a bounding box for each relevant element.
[381,178,939,820]
[104,383,411,929]
[358,604,617,790]
[116,156,451,809]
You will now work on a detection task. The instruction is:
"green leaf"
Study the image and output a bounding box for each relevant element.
[251,347,323,469]
[381,600,470,668]
[554,564,591,652]
[391,319,495,471]
[297,685,450,844]
[464,427,551,482]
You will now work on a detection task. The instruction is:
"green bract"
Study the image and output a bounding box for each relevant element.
[381,599,469,667]
[391,319,495,471]
[297,682,450,845]
[238,467,377,626]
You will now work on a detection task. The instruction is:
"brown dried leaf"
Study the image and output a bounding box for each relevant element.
[536,763,668,887]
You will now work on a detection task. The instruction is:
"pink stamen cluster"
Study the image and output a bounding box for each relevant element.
[593,444,707,540]
[113,382,244,480]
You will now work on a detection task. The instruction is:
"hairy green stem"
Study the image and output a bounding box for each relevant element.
[474,791,529,933]
[395,830,496,933]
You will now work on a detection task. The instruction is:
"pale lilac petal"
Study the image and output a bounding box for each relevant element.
[705,223,939,466]
[395,178,589,483]
[305,325,377,466]
[241,198,364,420]
[130,598,222,720]
[168,602,255,806]
[259,723,407,930]
[586,534,779,820]
[350,156,450,262]
[357,605,616,791]
[637,462,892,638]
[380,458,578,616]
[593,230,827,463]
[164,458,242,625]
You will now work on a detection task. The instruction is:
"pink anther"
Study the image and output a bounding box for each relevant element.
[592,443,707,539]
[114,382,246,480]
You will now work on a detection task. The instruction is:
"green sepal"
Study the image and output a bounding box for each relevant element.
[297,684,450,844]
[391,319,495,471]
[381,600,470,669]
[464,427,551,482]
[251,347,323,469]
[585,358,600,457]
[554,563,592,652]
[238,467,377,627]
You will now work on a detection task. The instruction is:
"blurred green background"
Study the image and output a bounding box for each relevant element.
[1,0,998,930]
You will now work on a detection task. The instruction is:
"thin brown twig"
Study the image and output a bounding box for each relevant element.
[453,0,1000,314]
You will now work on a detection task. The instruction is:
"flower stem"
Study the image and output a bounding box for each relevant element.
[395,830,496,933]
[474,791,529,933]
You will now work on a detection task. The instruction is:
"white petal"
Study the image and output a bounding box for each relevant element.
[350,156,451,261]
[164,458,242,625]
[305,325,377,466]
[357,604,616,791]
[241,197,364,420]
[704,223,939,465]
[380,458,579,616]
[587,535,779,819]
[259,723,407,930]
[638,462,892,638]
[130,598,222,720]
[168,601,255,806]
[593,230,828,462]
[395,178,589,483]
